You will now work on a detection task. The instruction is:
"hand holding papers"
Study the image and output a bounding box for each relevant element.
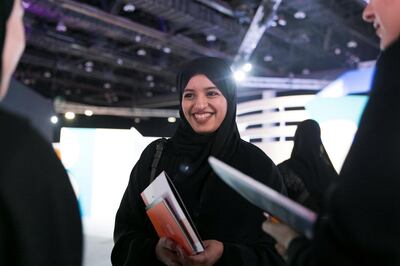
[208,156,317,239]
[141,171,204,255]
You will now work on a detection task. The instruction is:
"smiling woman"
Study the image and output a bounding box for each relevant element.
[362,0,400,49]
[112,56,287,266]
[182,74,227,134]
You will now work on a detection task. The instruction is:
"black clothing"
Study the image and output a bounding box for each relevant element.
[277,161,317,211]
[112,57,287,266]
[288,38,400,266]
[112,139,286,266]
[278,120,338,212]
[0,108,83,266]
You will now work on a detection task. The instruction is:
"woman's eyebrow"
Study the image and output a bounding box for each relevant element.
[204,86,218,90]
[184,86,218,92]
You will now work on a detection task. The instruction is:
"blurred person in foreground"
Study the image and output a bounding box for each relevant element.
[262,0,400,265]
[0,0,82,265]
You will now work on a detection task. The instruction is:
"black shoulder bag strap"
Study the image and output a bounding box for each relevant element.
[149,138,167,183]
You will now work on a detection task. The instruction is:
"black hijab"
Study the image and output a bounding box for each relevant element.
[0,0,14,77]
[159,57,241,204]
[287,119,338,208]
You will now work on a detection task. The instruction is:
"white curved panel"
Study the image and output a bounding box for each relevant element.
[241,125,297,139]
[236,110,310,126]
[237,95,315,115]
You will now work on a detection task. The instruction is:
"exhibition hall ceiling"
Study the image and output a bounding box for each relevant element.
[16,0,378,108]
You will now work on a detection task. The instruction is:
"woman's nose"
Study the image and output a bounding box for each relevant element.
[362,3,374,23]
[193,95,208,110]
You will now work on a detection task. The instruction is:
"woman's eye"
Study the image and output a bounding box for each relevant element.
[207,91,219,96]
[183,93,194,99]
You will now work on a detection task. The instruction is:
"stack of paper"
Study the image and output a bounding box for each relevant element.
[141,171,204,255]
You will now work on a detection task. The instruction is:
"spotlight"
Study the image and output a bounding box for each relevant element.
[163,47,171,54]
[278,19,287,26]
[65,112,75,120]
[123,3,135,12]
[206,34,217,42]
[347,41,358,48]
[84,110,93,116]
[233,70,246,81]
[263,55,273,62]
[168,117,176,123]
[50,116,58,124]
[294,11,306,20]
[242,63,252,72]
[334,48,342,55]
[56,21,67,32]
[137,49,146,56]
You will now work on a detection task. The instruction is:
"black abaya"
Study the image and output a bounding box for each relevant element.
[112,57,287,266]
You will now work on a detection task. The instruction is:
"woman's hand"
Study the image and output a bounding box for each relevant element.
[177,240,223,266]
[155,237,182,266]
[261,214,299,256]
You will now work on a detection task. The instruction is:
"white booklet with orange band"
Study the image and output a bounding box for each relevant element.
[208,156,317,239]
[141,171,204,254]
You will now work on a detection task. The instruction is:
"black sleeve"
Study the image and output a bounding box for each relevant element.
[218,240,286,266]
[287,237,312,266]
[111,142,164,266]
[212,143,287,266]
[0,125,82,266]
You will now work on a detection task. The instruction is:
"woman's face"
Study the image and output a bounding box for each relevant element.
[0,0,26,100]
[182,74,228,134]
[363,0,400,50]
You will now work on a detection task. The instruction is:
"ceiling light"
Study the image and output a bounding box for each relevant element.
[334,48,342,55]
[22,0,30,8]
[135,35,141,42]
[242,63,252,72]
[163,47,171,54]
[85,61,94,67]
[263,55,273,62]
[278,19,287,26]
[347,40,358,48]
[56,21,67,32]
[117,58,123,65]
[294,11,306,19]
[104,82,111,89]
[123,3,135,12]
[149,82,155,88]
[206,34,217,42]
[168,117,177,123]
[233,70,246,81]
[269,21,277,27]
[134,118,141,123]
[65,112,75,120]
[146,75,154,81]
[50,116,58,124]
[137,49,146,56]
[44,71,52,78]
[84,110,93,116]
